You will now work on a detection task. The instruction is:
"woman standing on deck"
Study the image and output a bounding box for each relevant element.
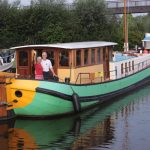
[34,57,43,80]
[41,52,57,80]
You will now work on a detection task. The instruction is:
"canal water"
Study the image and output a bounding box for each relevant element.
[0,85,150,150]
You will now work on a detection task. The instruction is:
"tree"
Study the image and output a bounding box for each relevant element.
[0,0,149,51]
[73,0,109,41]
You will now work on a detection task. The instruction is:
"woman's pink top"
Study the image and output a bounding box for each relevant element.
[35,63,43,80]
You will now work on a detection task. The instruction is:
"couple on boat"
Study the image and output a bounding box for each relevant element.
[34,52,57,81]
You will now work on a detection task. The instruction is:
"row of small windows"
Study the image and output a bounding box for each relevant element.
[19,48,106,67]
[121,61,134,74]
[76,48,102,67]
[59,48,103,67]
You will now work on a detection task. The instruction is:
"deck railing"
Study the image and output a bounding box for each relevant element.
[120,59,150,78]
[75,58,150,85]
[11,56,150,84]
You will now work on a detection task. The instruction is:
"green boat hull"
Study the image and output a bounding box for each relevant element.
[14,67,150,117]
[10,85,150,150]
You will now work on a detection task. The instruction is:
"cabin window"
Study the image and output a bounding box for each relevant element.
[84,49,89,65]
[76,50,81,66]
[132,61,134,70]
[59,50,69,67]
[34,49,43,58]
[129,62,131,71]
[97,48,101,64]
[91,49,95,64]
[19,51,28,66]
[121,63,124,74]
[125,63,128,73]
[47,51,55,66]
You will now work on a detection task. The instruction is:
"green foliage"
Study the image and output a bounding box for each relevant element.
[0,0,149,51]
[73,0,108,40]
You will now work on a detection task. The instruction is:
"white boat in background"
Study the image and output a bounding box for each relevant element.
[0,52,15,72]
[110,52,150,80]
[142,33,150,51]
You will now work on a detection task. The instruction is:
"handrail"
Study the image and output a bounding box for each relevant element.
[121,59,150,77]
[75,73,91,84]
[75,58,150,85]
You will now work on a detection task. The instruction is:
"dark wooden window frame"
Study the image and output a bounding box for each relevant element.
[59,49,70,68]
[125,62,128,73]
[121,63,124,74]
[75,47,106,68]
[129,61,131,72]
[132,61,134,70]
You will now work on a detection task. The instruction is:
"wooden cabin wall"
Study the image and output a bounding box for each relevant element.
[81,49,84,66]
[16,47,60,78]
[109,47,113,61]
[100,47,104,64]
[57,47,105,83]
[58,65,104,83]
[95,48,98,64]
[103,47,110,79]
[73,65,104,84]
[16,46,113,82]
[88,48,92,65]
[70,50,75,67]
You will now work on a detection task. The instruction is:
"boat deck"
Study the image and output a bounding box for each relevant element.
[113,53,136,62]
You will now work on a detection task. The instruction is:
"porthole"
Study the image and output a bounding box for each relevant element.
[15,91,23,98]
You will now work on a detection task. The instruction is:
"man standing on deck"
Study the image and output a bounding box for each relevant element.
[41,52,57,80]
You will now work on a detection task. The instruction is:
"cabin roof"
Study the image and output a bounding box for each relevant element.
[142,36,150,41]
[10,41,117,50]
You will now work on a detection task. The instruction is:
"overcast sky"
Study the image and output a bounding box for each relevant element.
[9,0,30,5]
[9,0,75,6]
[9,0,120,6]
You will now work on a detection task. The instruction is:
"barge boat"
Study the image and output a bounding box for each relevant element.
[0,41,150,118]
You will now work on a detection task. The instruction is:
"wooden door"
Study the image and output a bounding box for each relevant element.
[17,50,31,78]
[103,47,110,79]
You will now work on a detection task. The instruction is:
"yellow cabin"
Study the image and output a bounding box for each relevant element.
[10,41,117,84]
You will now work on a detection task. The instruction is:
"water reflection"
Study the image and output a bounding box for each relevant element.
[0,85,150,150]
[71,117,114,150]
[0,120,15,150]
